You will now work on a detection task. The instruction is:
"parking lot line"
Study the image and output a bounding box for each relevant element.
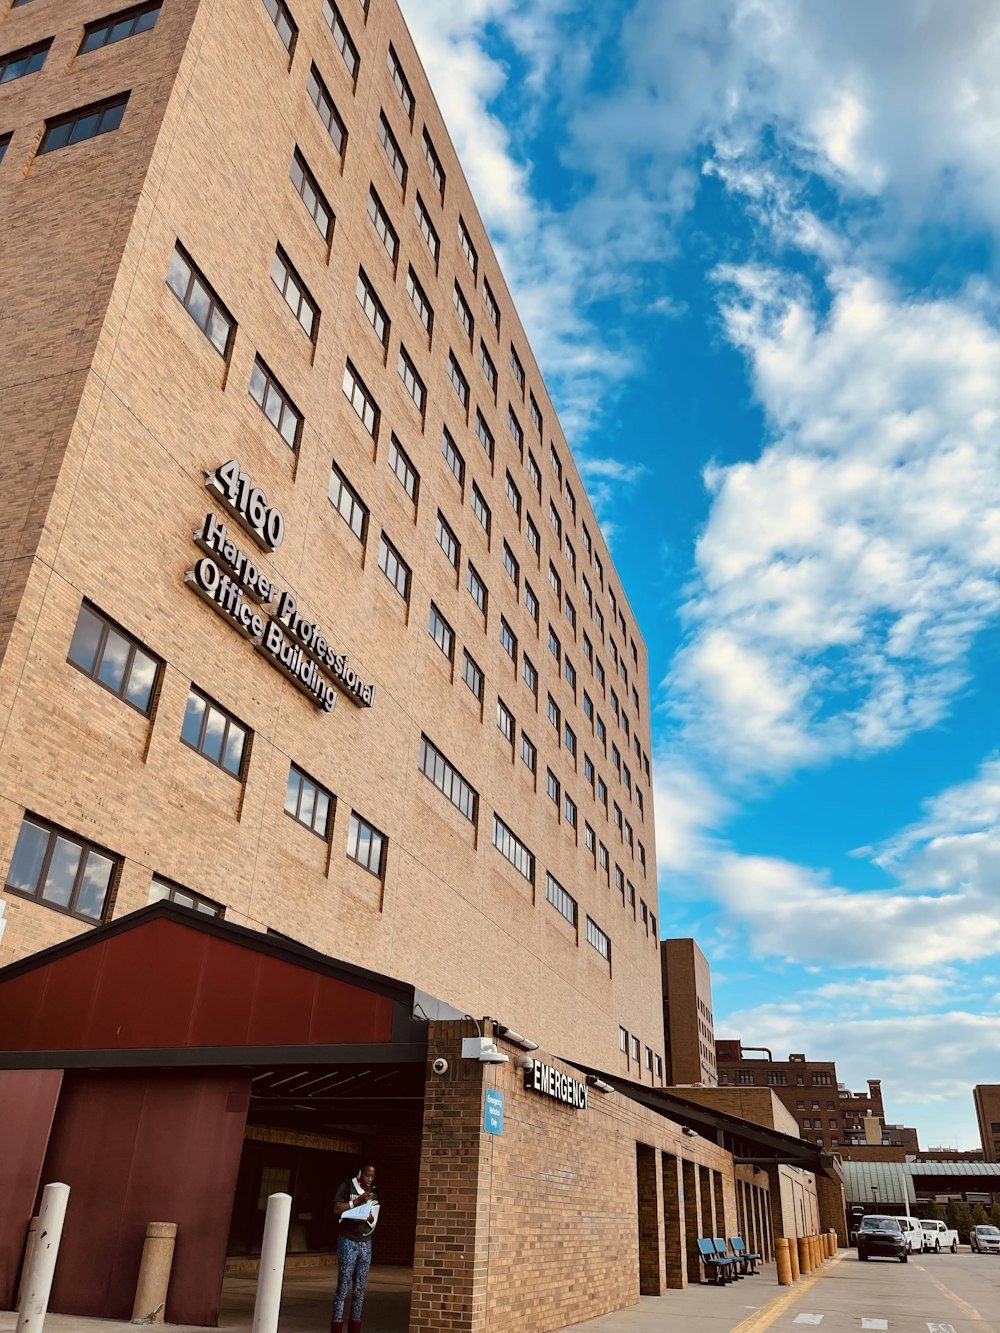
[730,1253,844,1333]
[792,1317,823,1325]
[924,1273,996,1332]
[861,1320,888,1330]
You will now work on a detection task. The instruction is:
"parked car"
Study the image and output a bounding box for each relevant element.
[898,1216,925,1253]
[857,1215,908,1263]
[920,1218,959,1253]
[970,1224,1000,1254]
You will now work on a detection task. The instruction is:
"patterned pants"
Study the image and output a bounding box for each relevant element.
[332,1235,372,1320]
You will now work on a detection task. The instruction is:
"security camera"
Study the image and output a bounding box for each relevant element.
[480,1044,509,1064]
[432,1057,449,1075]
[513,1053,535,1071]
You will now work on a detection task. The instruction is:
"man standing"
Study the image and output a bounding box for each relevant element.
[331,1162,379,1333]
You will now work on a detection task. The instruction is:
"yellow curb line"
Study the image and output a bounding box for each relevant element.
[730,1252,845,1333]
[922,1269,997,1331]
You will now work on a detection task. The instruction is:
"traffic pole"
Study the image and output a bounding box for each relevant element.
[251,1192,292,1333]
[16,1182,70,1333]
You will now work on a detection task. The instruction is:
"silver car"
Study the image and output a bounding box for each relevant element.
[971,1224,1000,1254]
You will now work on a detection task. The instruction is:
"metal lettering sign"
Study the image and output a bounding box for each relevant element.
[523,1059,588,1110]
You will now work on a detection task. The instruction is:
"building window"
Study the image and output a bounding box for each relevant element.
[441,428,464,485]
[510,345,525,394]
[272,246,319,340]
[586,917,610,959]
[343,361,379,437]
[502,542,519,590]
[67,602,159,713]
[471,484,491,536]
[529,393,542,433]
[388,434,418,503]
[249,357,302,449]
[422,127,445,196]
[81,3,161,55]
[284,764,333,839]
[564,723,576,758]
[520,733,536,774]
[548,626,561,666]
[378,532,410,600]
[475,410,495,461]
[0,39,50,85]
[347,811,386,877]
[453,282,474,342]
[5,815,118,922]
[550,443,562,482]
[564,793,577,828]
[428,603,454,660]
[435,511,459,568]
[447,352,469,409]
[148,876,223,917]
[768,1072,787,1086]
[479,340,497,396]
[524,582,539,624]
[459,216,478,274]
[630,1035,640,1062]
[462,650,483,700]
[323,0,359,82]
[599,843,610,881]
[583,754,595,786]
[483,278,500,334]
[496,698,514,743]
[492,814,534,882]
[387,44,414,121]
[565,657,577,692]
[545,769,559,806]
[415,193,440,264]
[547,694,560,732]
[181,686,249,778]
[526,516,540,558]
[499,617,517,661]
[290,149,333,241]
[356,268,389,345]
[329,462,367,541]
[419,735,478,823]
[307,65,347,155]
[645,1046,653,1071]
[565,596,576,631]
[508,406,523,453]
[0,133,11,165]
[528,451,542,497]
[407,267,433,334]
[546,872,577,926]
[166,243,234,356]
[736,1071,754,1085]
[398,347,426,414]
[548,563,561,599]
[368,185,399,263]
[378,110,407,186]
[522,655,538,696]
[466,563,488,616]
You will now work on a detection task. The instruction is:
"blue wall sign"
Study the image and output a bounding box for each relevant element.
[484,1088,505,1136]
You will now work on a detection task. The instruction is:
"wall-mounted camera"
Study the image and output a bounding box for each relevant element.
[432,1057,449,1075]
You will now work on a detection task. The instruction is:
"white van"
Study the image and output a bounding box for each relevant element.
[898,1217,924,1253]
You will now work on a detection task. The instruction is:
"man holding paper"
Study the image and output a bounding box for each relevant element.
[330,1162,379,1333]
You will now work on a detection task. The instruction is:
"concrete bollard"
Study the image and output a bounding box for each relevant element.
[810,1235,819,1267]
[16,1182,70,1333]
[16,1218,39,1311]
[132,1222,177,1324]
[775,1237,793,1286]
[829,1229,839,1255]
[788,1236,800,1280]
[251,1192,291,1333]
[798,1235,811,1273]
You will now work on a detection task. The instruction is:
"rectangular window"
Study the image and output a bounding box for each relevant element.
[565,481,576,519]
[347,811,386,877]
[466,567,490,618]
[307,64,347,155]
[329,462,367,541]
[502,542,519,590]
[378,110,407,186]
[378,532,410,600]
[528,451,541,496]
[284,763,333,839]
[499,617,517,661]
[529,392,542,433]
[356,268,389,345]
[148,876,223,918]
[548,562,561,599]
[0,39,50,85]
[585,822,596,854]
[419,735,478,823]
[368,186,399,263]
[507,405,523,453]
[5,815,118,922]
[546,872,576,926]
[522,655,538,696]
[415,193,440,264]
[181,686,250,778]
[504,472,521,519]
[526,515,540,558]
[0,133,10,165]
[459,217,478,275]
[398,347,426,414]
[597,777,607,807]
[565,538,576,574]
[471,484,490,535]
[387,44,414,121]
[600,843,610,879]
[67,602,159,714]
[645,1047,653,1071]
[388,434,418,503]
[524,582,539,624]
[550,444,562,482]
[565,596,576,631]
[482,278,500,334]
[582,523,592,558]
[548,626,561,666]
[441,428,464,485]
[619,1026,628,1054]
[447,352,469,409]
[655,1054,663,1080]
[272,246,319,340]
[249,357,302,450]
[496,698,514,743]
[547,694,560,732]
[475,410,495,461]
[82,3,161,55]
[630,1035,640,1062]
[564,793,577,828]
[453,282,474,342]
[520,732,536,773]
[510,345,525,394]
[493,814,534,882]
[428,603,454,660]
[290,149,334,241]
[584,754,595,786]
[166,243,234,357]
[587,916,610,961]
[343,360,379,438]
[549,500,562,539]
[462,650,483,700]
[323,0,359,81]
[422,127,445,196]
[564,723,576,758]
[435,511,459,567]
[479,340,497,396]
[546,769,559,806]
[406,267,433,335]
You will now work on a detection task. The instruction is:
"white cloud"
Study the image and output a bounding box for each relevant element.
[653,763,731,877]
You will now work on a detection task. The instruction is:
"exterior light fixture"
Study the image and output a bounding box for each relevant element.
[496,1025,539,1052]
[586,1075,615,1095]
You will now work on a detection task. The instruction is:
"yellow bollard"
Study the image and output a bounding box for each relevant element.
[789,1236,801,1280]
[775,1237,793,1286]
[132,1222,177,1325]
[798,1235,811,1273]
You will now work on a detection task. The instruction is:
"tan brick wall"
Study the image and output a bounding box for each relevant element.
[679,1086,802,1137]
[661,937,716,1085]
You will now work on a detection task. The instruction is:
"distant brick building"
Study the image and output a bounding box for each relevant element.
[661,937,717,1087]
[974,1085,1000,1161]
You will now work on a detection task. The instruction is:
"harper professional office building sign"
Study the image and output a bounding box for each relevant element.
[186,460,375,713]
[524,1059,588,1110]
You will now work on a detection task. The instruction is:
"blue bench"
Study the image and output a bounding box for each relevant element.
[696,1237,738,1284]
[729,1236,762,1275]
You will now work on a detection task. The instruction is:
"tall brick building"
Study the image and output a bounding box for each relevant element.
[661,937,718,1087]
[974,1085,1000,1161]
[0,2,852,1329]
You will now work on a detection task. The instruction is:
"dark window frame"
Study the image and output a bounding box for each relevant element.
[38,93,130,156]
[5,814,120,924]
[180,685,251,780]
[80,2,161,56]
[284,762,334,840]
[67,600,161,715]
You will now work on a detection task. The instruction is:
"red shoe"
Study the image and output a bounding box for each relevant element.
[330,1322,344,1333]
[348,1322,362,1333]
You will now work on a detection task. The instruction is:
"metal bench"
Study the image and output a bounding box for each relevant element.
[696,1237,737,1284]
[729,1235,762,1275]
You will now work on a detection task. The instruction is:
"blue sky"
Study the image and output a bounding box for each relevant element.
[399,0,1000,1148]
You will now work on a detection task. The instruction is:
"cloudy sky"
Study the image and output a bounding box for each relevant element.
[399,0,1000,1147]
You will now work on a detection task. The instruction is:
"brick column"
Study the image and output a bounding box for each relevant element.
[699,1166,715,1236]
[816,1172,847,1246]
[682,1158,702,1281]
[661,1153,686,1289]
[713,1170,727,1241]
[636,1144,665,1295]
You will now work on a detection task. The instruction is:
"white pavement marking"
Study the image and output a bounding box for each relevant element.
[926,1326,957,1333]
[793,1318,824,1326]
[861,1321,889,1330]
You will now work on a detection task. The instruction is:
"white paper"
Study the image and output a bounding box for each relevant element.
[341,1201,381,1227]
